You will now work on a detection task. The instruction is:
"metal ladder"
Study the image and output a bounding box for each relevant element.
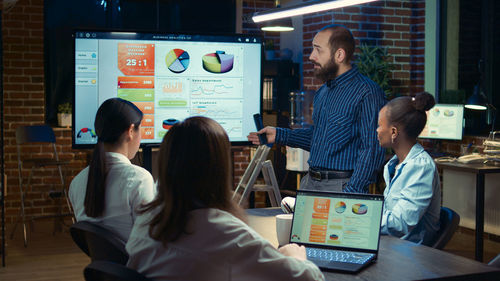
[233,145,282,207]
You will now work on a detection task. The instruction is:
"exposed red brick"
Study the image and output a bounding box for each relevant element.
[395,40,410,47]
[395,25,410,32]
[386,16,402,24]
[379,9,395,16]
[395,9,412,16]
[334,14,350,21]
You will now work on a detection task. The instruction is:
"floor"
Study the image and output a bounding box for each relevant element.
[0,222,499,280]
[0,220,89,281]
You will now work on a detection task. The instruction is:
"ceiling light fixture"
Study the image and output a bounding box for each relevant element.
[261,18,294,32]
[259,0,294,32]
[253,0,379,23]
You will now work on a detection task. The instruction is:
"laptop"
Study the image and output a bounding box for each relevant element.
[289,190,384,273]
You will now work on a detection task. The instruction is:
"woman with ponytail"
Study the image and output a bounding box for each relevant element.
[69,98,155,242]
[376,92,441,245]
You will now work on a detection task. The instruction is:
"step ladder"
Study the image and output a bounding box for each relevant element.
[233,145,282,207]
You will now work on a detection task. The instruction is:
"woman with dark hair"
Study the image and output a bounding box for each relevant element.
[69,98,155,242]
[376,92,441,244]
[126,116,324,281]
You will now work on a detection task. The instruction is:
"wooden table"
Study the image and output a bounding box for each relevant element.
[247,208,500,281]
[436,161,500,261]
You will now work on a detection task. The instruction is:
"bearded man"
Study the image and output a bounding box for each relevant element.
[248,24,386,193]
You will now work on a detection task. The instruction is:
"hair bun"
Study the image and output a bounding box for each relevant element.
[413,92,435,112]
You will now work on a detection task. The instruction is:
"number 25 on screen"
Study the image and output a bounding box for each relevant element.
[126,59,147,66]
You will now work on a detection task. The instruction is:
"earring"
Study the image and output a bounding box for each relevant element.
[391,135,395,144]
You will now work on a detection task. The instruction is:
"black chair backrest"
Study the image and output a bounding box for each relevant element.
[432,206,460,249]
[84,260,152,281]
[70,221,129,265]
[16,125,57,144]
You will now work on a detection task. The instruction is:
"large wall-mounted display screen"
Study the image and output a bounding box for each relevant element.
[73,31,262,148]
[419,104,464,140]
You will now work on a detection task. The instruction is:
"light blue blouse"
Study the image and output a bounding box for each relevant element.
[381,143,441,244]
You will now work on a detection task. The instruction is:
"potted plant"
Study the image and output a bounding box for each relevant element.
[264,39,275,60]
[356,44,394,100]
[57,102,72,127]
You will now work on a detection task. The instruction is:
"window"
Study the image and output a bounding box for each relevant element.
[438,0,500,135]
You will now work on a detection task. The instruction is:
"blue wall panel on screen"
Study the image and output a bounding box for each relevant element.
[73,31,262,148]
[418,104,465,140]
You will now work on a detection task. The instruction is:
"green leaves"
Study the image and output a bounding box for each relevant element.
[356,44,394,99]
[57,102,72,114]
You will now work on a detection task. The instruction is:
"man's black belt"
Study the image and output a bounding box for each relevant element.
[308,168,353,181]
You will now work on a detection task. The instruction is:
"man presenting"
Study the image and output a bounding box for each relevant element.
[248,25,386,193]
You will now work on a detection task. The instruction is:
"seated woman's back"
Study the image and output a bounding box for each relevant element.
[127,207,322,281]
[126,116,324,281]
[70,152,154,241]
[68,98,154,242]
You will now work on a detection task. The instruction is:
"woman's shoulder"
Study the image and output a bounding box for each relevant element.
[129,164,153,179]
[113,161,154,188]
[191,209,258,239]
[70,166,90,187]
[403,151,436,176]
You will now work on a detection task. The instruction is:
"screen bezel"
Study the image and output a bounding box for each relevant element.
[72,29,263,149]
[418,103,464,141]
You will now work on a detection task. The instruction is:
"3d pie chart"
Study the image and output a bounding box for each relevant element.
[166,49,190,73]
[335,201,346,214]
[352,203,368,215]
[329,234,339,240]
[202,51,234,73]
[162,118,179,129]
[443,110,454,117]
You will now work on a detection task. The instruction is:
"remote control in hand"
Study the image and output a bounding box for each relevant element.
[253,113,267,144]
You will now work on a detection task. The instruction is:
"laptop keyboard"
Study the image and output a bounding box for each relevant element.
[306,248,374,264]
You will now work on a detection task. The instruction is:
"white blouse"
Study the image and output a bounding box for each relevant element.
[69,152,155,242]
[126,208,325,281]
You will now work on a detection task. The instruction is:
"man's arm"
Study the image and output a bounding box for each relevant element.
[275,126,314,151]
[343,89,385,193]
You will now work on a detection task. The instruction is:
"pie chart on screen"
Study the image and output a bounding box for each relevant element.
[335,201,346,214]
[166,49,190,73]
[202,51,234,73]
[352,203,368,215]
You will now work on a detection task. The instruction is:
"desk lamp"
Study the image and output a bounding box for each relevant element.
[465,85,496,133]
[465,85,487,110]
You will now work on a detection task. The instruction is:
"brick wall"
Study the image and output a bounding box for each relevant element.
[302,0,426,95]
[1,0,89,224]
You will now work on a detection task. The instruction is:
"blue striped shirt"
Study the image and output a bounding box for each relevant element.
[275,66,386,193]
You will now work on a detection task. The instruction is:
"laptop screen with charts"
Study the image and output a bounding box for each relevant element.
[290,190,384,272]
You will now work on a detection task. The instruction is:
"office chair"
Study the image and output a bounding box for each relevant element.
[430,206,460,249]
[70,221,129,265]
[10,125,74,247]
[84,260,152,281]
